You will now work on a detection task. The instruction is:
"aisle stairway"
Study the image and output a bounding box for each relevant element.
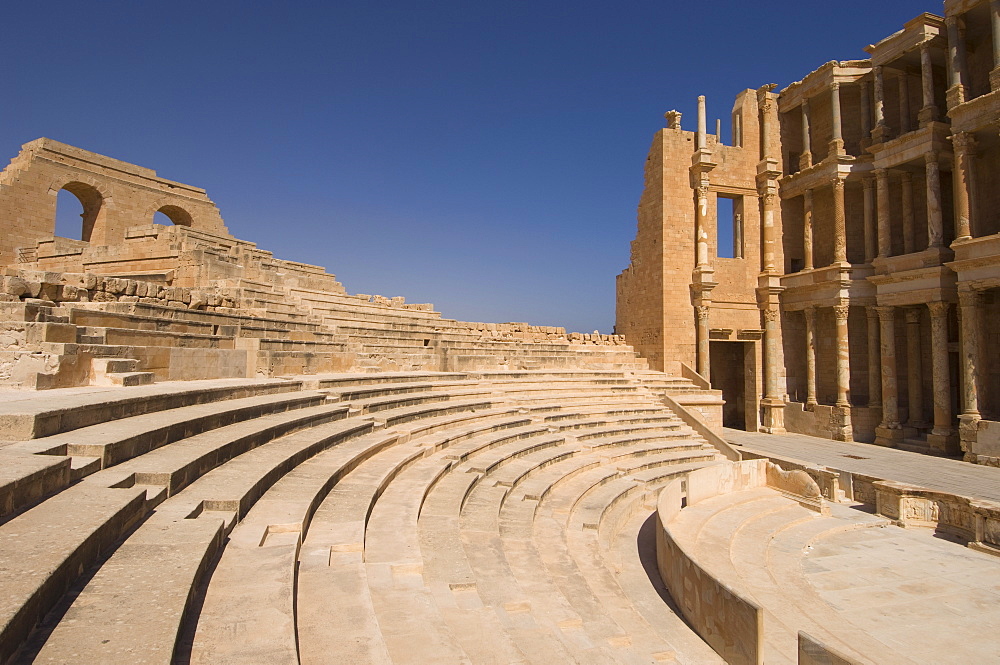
[0,370,727,665]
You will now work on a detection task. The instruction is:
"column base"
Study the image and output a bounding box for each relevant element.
[760,398,786,434]
[927,429,960,455]
[874,425,905,447]
[831,405,853,442]
[799,152,813,171]
[918,105,937,126]
[871,124,890,144]
[827,139,844,156]
[946,84,966,109]
[959,414,981,456]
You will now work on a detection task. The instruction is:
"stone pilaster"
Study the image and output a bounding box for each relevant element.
[805,306,818,409]
[862,176,876,263]
[904,308,925,428]
[875,305,904,446]
[875,168,891,258]
[866,308,881,408]
[952,132,975,241]
[901,172,915,254]
[925,154,944,248]
[927,302,957,453]
[832,302,853,441]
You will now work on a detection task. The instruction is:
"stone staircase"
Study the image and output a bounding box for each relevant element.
[0,370,728,664]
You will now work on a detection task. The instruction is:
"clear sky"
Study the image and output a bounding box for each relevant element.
[4,1,929,333]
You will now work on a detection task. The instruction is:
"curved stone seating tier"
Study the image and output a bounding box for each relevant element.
[0,369,733,664]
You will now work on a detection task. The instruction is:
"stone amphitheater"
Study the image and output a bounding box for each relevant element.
[1,133,1000,663]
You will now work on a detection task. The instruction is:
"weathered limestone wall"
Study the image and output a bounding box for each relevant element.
[0,139,229,266]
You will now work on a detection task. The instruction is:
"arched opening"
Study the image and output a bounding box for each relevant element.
[54,182,103,242]
[154,205,193,227]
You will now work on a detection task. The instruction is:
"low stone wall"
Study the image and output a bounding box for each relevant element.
[655,460,827,664]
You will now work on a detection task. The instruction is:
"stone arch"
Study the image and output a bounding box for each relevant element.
[51,180,108,242]
[155,204,194,227]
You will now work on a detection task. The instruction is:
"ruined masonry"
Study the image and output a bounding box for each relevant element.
[2,3,1000,665]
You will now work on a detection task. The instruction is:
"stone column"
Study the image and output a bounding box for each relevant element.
[866,308,882,408]
[875,169,891,258]
[919,42,938,125]
[833,177,848,264]
[805,306,818,408]
[927,302,955,451]
[863,177,876,263]
[905,308,925,427]
[946,15,968,106]
[696,305,710,380]
[697,95,707,149]
[992,0,1000,90]
[800,99,812,169]
[898,73,911,134]
[875,305,903,446]
[832,303,853,441]
[761,188,777,272]
[901,172,915,254]
[958,290,981,417]
[734,213,744,259]
[925,154,944,248]
[860,80,872,138]
[803,189,814,270]
[830,82,844,154]
[873,66,887,142]
[760,305,786,433]
[696,184,710,267]
[952,132,975,241]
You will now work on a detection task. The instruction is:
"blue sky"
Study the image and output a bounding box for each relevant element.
[5,1,928,332]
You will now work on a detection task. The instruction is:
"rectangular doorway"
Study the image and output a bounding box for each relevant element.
[710,341,753,430]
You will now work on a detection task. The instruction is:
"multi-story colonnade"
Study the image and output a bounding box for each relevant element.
[617,0,1000,465]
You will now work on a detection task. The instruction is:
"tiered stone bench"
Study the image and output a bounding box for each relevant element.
[0,370,731,664]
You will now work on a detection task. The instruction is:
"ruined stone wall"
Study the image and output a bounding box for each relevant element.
[0,139,229,266]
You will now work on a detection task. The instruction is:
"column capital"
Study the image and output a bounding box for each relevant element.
[865,307,880,321]
[833,303,850,320]
[927,301,950,318]
[874,167,888,179]
[801,97,810,112]
[952,131,977,153]
[924,152,939,166]
[875,305,895,321]
[958,289,981,307]
[762,307,780,323]
[695,304,710,321]
[862,175,875,191]
[831,81,841,91]
[832,176,846,191]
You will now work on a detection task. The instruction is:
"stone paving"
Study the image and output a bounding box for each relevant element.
[724,428,1000,503]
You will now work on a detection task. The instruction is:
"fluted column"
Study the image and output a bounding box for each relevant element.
[876,306,901,444]
[958,290,981,417]
[805,306,818,408]
[800,99,812,169]
[875,168,891,258]
[863,177,876,263]
[866,308,882,408]
[952,132,975,240]
[761,188,777,273]
[928,302,954,448]
[833,177,848,264]
[905,308,925,427]
[901,172,915,254]
[919,42,938,125]
[830,82,844,154]
[925,154,944,247]
[803,189,814,270]
[696,305,710,380]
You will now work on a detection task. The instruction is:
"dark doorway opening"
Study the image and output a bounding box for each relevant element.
[710,341,750,430]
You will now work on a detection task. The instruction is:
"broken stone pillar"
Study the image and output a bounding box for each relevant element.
[800,99,813,169]
[697,95,707,149]
[665,110,682,130]
[873,66,888,142]
[803,189,814,270]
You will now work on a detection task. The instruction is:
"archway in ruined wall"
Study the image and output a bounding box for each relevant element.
[154,204,194,227]
[54,181,105,242]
